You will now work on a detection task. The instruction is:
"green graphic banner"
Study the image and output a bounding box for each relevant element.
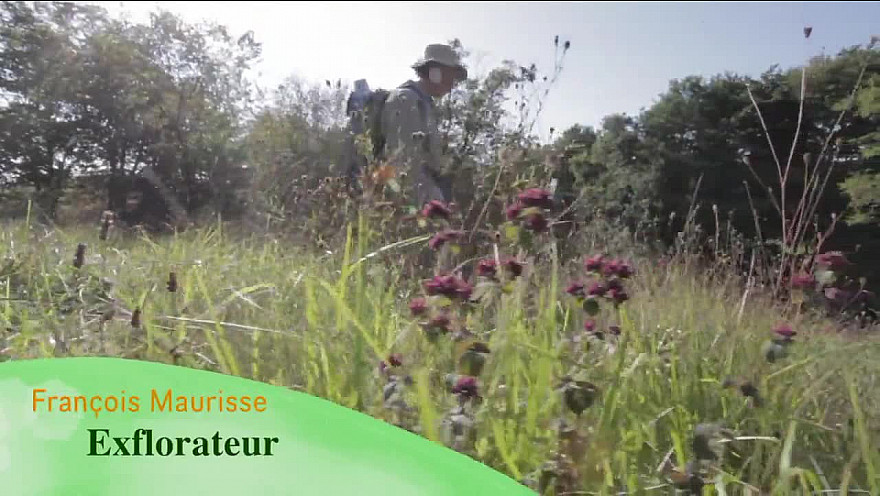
[0,357,534,495]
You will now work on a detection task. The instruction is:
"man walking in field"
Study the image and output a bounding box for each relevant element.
[378,43,468,207]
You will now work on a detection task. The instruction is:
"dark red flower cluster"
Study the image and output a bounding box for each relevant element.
[815,251,849,271]
[505,187,554,233]
[424,274,473,301]
[451,376,479,399]
[586,255,633,279]
[476,257,524,279]
[428,229,465,250]
[790,273,816,290]
[409,297,427,316]
[421,200,452,220]
[379,353,403,374]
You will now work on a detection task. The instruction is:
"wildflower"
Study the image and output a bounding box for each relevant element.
[790,273,815,290]
[606,278,624,291]
[585,255,605,272]
[501,258,524,278]
[608,288,629,305]
[587,282,607,297]
[608,325,621,336]
[476,258,497,278]
[409,297,428,316]
[602,260,620,277]
[772,323,796,341]
[815,251,849,271]
[524,213,549,232]
[424,275,473,301]
[565,282,585,297]
[421,200,452,220]
[428,229,465,250]
[388,353,403,367]
[584,319,596,332]
[517,188,553,209]
[615,261,634,279]
[451,376,479,399]
[505,202,523,221]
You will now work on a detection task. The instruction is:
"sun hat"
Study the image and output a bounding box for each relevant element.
[412,43,468,81]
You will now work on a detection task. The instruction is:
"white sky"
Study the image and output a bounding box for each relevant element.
[89,1,880,143]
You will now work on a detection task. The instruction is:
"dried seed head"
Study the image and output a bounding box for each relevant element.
[73,243,87,269]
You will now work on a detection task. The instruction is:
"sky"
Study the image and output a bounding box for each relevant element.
[91,1,879,142]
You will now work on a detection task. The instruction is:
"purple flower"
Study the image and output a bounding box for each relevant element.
[791,273,816,290]
[476,258,497,278]
[452,376,479,399]
[608,288,629,305]
[773,323,796,340]
[388,353,403,367]
[501,258,524,277]
[585,255,605,272]
[409,297,428,316]
[584,319,596,332]
[615,261,634,279]
[505,202,523,221]
[587,282,607,297]
[517,188,554,209]
[606,278,624,291]
[428,229,464,250]
[602,260,621,277]
[566,282,585,297]
[421,200,452,220]
[424,275,473,301]
[815,251,849,271]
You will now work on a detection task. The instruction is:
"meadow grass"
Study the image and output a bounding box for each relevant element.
[1,211,878,495]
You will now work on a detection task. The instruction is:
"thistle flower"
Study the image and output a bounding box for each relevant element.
[614,261,634,279]
[772,323,796,341]
[428,229,465,250]
[409,297,428,316]
[451,376,479,400]
[505,202,523,221]
[584,255,604,272]
[584,319,596,333]
[790,273,815,290]
[815,251,849,271]
[602,259,620,277]
[501,258,524,277]
[587,282,607,297]
[427,313,451,332]
[424,275,473,301]
[608,288,629,305]
[517,188,553,209]
[476,258,497,278]
[565,282,585,297]
[421,200,452,220]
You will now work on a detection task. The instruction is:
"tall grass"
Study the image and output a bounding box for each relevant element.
[0,212,878,494]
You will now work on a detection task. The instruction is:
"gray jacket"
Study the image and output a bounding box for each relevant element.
[380,81,449,206]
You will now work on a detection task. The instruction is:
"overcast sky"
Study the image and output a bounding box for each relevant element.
[91,1,879,141]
